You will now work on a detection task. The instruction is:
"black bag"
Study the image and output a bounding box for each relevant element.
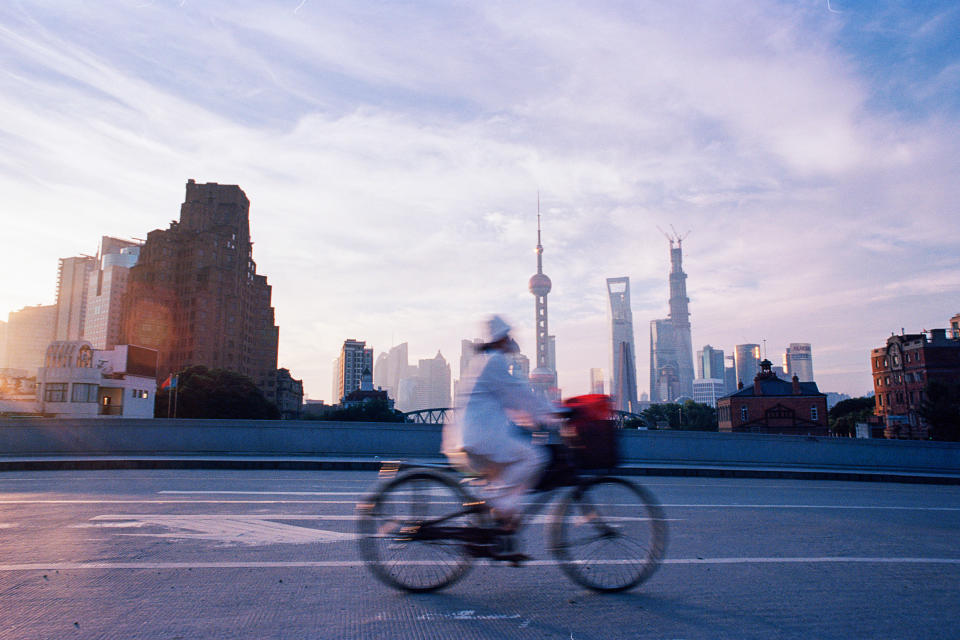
[563,395,619,470]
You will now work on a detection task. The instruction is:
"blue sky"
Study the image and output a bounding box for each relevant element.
[1,0,958,401]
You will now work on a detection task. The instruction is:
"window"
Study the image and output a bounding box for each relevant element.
[740,406,748,422]
[44,383,68,403]
[878,394,883,407]
[71,383,99,403]
[810,406,818,421]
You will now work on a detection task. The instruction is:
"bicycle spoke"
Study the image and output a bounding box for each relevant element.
[550,477,667,592]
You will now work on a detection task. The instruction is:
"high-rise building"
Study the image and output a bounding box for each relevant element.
[650,235,694,402]
[734,344,761,388]
[84,237,140,350]
[396,351,452,412]
[724,354,738,394]
[418,351,452,409]
[4,305,57,374]
[121,180,279,401]
[55,255,97,341]
[374,342,410,401]
[697,345,725,381]
[528,205,557,397]
[783,343,814,382]
[453,338,482,399]
[649,318,679,403]
[590,368,605,395]
[334,339,373,403]
[607,277,638,412]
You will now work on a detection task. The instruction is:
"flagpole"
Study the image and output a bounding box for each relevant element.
[166,374,172,418]
[173,376,178,419]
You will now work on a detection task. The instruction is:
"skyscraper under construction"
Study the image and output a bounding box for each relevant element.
[649,233,695,403]
[121,180,279,402]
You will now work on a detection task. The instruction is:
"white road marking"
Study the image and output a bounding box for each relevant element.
[159,490,365,496]
[0,557,958,571]
[2,498,957,512]
[83,515,358,545]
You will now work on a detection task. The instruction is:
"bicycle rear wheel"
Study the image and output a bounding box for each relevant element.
[357,469,480,592]
[550,476,667,592]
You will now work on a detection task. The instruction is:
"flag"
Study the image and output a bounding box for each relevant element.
[161,374,178,390]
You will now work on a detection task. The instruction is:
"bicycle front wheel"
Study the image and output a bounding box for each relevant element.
[357,469,479,593]
[550,476,667,592]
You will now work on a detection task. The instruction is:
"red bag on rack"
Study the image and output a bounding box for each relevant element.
[562,394,619,469]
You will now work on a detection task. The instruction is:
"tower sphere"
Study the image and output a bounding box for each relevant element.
[529,273,552,295]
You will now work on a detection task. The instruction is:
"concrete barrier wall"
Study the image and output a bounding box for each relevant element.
[0,418,958,474]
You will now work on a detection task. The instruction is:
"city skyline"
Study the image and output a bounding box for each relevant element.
[2,2,959,402]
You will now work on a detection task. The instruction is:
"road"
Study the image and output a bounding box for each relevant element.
[0,469,958,639]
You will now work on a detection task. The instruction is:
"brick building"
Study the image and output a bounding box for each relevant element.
[717,359,828,435]
[121,180,279,403]
[871,323,960,439]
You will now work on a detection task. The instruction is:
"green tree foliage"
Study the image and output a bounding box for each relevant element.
[919,381,960,442]
[638,401,717,431]
[828,396,875,437]
[313,397,406,423]
[156,366,279,419]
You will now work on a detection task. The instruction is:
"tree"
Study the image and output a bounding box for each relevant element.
[919,381,960,442]
[828,396,875,437]
[638,401,717,431]
[156,365,279,419]
[314,397,406,423]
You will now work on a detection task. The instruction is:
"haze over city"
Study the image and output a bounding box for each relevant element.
[1,1,958,402]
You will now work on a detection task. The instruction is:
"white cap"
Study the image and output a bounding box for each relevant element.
[484,315,511,343]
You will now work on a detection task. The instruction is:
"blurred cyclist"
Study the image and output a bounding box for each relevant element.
[442,315,556,531]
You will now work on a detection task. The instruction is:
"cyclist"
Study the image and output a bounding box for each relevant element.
[442,315,556,532]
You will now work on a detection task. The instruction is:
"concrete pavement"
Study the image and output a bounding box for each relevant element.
[0,469,958,638]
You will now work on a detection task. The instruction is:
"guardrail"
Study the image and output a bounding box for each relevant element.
[0,418,958,478]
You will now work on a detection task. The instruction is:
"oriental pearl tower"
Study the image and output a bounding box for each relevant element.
[529,203,558,398]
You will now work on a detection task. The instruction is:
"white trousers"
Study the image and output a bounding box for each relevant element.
[454,444,549,518]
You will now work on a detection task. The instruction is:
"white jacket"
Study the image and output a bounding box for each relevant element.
[443,350,555,463]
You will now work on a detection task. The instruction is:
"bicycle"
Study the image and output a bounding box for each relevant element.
[355,442,668,593]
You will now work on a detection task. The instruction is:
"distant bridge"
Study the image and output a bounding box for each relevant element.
[402,408,645,427]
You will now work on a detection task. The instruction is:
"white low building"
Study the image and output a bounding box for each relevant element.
[37,341,158,418]
[692,378,726,408]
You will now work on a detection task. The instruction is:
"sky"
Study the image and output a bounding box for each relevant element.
[1,0,958,402]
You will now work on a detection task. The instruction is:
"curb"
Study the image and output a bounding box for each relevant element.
[1,456,959,484]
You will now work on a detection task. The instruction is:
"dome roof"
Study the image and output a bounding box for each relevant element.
[528,273,552,295]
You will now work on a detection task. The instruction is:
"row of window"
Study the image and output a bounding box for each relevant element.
[718,405,821,423]
[43,383,97,403]
[877,390,924,408]
[875,352,924,370]
[876,371,925,387]
[43,384,149,403]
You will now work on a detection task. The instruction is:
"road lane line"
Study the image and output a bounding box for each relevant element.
[2,499,959,512]
[0,557,958,571]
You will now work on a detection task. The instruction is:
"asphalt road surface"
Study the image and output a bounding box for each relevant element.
[0,469,958,639]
